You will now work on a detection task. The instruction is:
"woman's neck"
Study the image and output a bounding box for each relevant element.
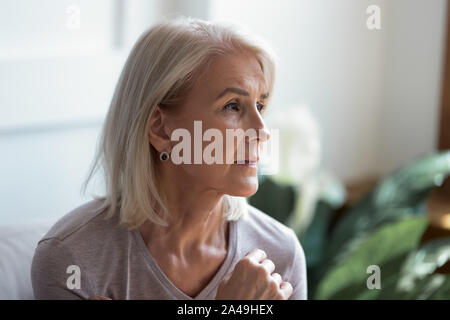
[138,183,228,259]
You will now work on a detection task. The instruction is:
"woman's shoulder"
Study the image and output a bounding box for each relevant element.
[240,203,308,299]
[38,199,117,245]
[31,199,114,299]
[237,203,304,267]
[240,202,299,246]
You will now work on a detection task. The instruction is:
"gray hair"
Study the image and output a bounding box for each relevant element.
[83,17,277,229]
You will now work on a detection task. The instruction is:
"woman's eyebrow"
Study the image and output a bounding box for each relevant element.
[215,87,269,100]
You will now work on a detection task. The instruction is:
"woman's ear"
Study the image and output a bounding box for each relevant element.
[147,105,172,152]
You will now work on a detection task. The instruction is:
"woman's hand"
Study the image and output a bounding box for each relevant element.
[215,249,293,300]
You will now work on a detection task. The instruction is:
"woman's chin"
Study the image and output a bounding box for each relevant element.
[228,177,259,197]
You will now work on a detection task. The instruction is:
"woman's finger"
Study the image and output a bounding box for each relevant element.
[260,259,275,275]
[246,249,267,264]
[279,281,293,299]
[271,272,282,286]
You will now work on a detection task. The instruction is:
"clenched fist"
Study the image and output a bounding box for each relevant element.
[216,249,293,300]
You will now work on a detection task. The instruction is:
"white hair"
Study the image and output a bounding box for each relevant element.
[83,17,277,230]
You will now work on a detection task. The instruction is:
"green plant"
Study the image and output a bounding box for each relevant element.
[318,151,450,282]
[314,217,428,299]
[248,176,297,224]
[315,217,450,299]
[250,151,450,299]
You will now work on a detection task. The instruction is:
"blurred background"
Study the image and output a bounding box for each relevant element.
[1,0,450,299]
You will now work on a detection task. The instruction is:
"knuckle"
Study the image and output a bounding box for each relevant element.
[256,248,267,256]
[266,259,275,269]
[272,272,281,280]
[249,248,266,259]
[283,281,293,291]
[268,279,279,292]
[280,281,293,298]
[238,256,253,268]
[255,264,270,280]
[275,292,286,300]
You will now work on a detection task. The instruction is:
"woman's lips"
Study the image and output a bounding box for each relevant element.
[233,159,258,167]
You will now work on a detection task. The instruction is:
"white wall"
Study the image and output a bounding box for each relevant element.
[380,0,447,174]
[210,0,447,181]
[210,0,387,181]
[0,0,123,225]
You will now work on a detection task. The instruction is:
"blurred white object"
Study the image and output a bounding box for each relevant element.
[265,104,322,184]
[0,222,51,299]
[265,104,345,235]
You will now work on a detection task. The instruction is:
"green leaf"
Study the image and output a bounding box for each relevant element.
[396,238,450,295]
[320,151,450,277]
[314,217,428,300]
[427,275,450,299]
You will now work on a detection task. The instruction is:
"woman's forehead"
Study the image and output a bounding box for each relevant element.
[199,54,268,97]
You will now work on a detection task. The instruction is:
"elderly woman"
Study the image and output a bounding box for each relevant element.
[31,18,307,300]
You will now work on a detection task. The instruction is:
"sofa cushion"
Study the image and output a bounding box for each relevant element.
[0,222,52,299]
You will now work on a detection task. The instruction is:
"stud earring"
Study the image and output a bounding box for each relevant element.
[159,151,169,162]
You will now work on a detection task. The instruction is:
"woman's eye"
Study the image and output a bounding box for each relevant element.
[224,102,240,112]
[257,102,265,112]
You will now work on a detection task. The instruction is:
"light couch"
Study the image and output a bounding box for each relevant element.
[0,222,52,299]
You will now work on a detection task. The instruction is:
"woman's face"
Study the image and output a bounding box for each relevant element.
[163,52,271,197]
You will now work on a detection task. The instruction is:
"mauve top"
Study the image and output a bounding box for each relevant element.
[31,199,307,300]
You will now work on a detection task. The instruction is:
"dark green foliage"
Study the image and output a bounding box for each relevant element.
[250,151,450,299]
[314,217,428,299]
[248,177,297,224]
[319,151,450,280]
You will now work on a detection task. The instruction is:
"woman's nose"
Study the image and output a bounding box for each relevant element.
[247,110,271,143]
[256,125,271,143]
